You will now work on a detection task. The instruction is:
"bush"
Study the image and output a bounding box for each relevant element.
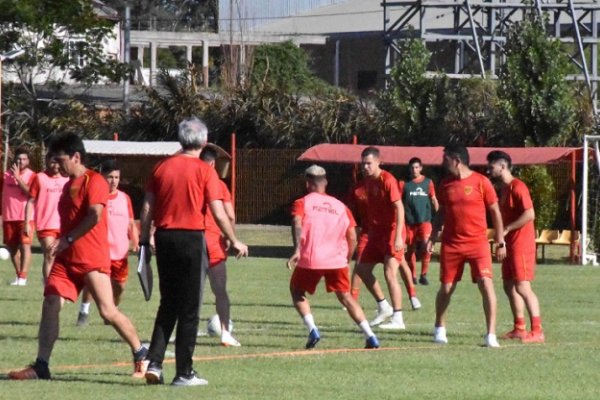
[518,165,557,229]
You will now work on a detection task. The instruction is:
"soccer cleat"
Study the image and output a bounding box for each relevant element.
[433,326,448,344]
[418,275,429,285]
[305,328,321,349]
[379,319,406,330]
[369,303,393,326]
[521,330,545,344]
[76,312,89,327]
[8,362,51,380]
[365,335,380,349]
[410,296,422,310]
[145,362,164,385]
[501,329,527,340]
[221,331,241,347]
[484,334,500,348]
[171,371,208,386]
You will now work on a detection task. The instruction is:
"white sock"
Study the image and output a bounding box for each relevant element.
[392,311,404,322]
[80,302,91,314]
[358,320,375,339]
[377,299,391,311]
[302,314,317,332]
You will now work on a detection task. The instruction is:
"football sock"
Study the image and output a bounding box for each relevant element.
[133,345,148,360]
[303,314,317,332]
[392,310,403,321]
[514,317,527,331]
[358,320,375,339]
[377,299,390,309]
[422,253,431,275]
[531,316,542,332]
[80,302,91,314]
[408,285,417,297]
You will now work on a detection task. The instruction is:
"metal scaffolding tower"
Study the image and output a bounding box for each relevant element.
[382,0,600,113]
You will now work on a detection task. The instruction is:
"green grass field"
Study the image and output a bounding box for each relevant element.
[1,225,599,399]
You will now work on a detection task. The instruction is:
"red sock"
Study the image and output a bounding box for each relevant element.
[408,286,417,298]
[421,253,431,276]
[531,316,542,332]
[514,317,526,331]
[350,288,360,301]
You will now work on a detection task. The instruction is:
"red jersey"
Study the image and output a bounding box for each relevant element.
[56,170,110,269]
[204,180,232,237]
[500,178,535,252]
[146,154,223,230]
[438,171,497,247]
[364,170,401,234]
[346,179,369,230]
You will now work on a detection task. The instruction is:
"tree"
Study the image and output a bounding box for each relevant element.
[0,0,127,148]
[498,14,579,146]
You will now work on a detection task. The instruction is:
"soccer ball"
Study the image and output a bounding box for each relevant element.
[206,314,233,337]
[0,247,9,261]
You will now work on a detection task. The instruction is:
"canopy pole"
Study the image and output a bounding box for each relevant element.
[352,135,358,183]
[231,133,236,209]
[570,151,577,263]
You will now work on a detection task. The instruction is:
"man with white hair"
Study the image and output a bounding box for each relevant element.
[139,117,248,386]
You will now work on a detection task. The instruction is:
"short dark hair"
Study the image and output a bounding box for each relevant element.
[200,147,218,162]
[487,150,512,169]
[48,133,86,161]
[444,144,469,166]
[361,146,380,159]
[14,147,30,158]
[99,159,120,175]
[408,157,422,166]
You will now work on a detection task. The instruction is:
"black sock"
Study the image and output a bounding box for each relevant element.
[133,346,148,360]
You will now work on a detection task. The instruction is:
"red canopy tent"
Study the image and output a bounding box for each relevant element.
[297,144,581,166]
[298,144,582,263]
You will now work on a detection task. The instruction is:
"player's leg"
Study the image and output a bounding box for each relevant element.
[418,223,433,284]
[76,286,93,326]
[433,245,463,344]
[111,279,126,307]
[501,279,527,339]
[110,258,129,308]
[39,235,57,284]
[335,291,380,348]
[477,277,498,337]
[398,256,421,309]
[514,280,544,343]
[87,270,148,376]
[350,233,367,300]
[18,234,32,284]
[290,267,321,348]
[405,228,418,284]
[208,261,240,346]
[355,260,393,325]
[379,255,407,330]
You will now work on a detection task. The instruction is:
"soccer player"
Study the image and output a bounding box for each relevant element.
[2,147,36,286]
[287,165,379,349]
[8,133,148,380]
[139,117,248,386]
[427,145,505,348]
[76,159,139,327]
[345,177,369,301]
[487,150,544,343]
[200,147,240,347]
[24,154,69,284]
[355,147,421,331]
[399,157,439,285]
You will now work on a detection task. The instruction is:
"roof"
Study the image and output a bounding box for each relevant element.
[298,144,581,166]
[83,140,232,159]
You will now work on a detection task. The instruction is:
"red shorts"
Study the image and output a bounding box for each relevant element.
[359,227,406,264]
[355,232,368,260]
[44,261,110,302]
[110,257,129,283]
[406,222,432,246]
[440,241,493,284]
[37,229,60,240]
[206,231,227,268]
[502,247,536,282]
[3,221,33,248]
[290,266,350,294]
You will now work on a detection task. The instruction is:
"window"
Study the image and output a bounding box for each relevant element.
[68,40,87,67]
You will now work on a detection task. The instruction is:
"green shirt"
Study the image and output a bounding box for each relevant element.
[402,177,433,225]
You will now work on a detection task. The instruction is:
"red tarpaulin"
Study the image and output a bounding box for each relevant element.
[298,144,581,166]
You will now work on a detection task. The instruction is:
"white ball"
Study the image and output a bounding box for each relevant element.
[206,314,233,337]
[0,247,10,261]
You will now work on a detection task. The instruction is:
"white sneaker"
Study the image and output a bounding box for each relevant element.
[484,334,500,348]
[369,303,393,326]
[171,371,208,386]
[379,319,406,330]
[9,278,20,286]
[410,296,422,310]
[18,278,27,286]
[433,326,448,344]
[221,331,241,347]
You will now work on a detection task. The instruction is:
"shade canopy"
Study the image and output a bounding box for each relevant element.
[298,144,581,166]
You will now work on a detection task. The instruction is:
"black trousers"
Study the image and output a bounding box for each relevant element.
[148,229,208,376]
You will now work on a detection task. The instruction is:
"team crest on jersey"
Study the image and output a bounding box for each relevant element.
[464,186,473,195]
